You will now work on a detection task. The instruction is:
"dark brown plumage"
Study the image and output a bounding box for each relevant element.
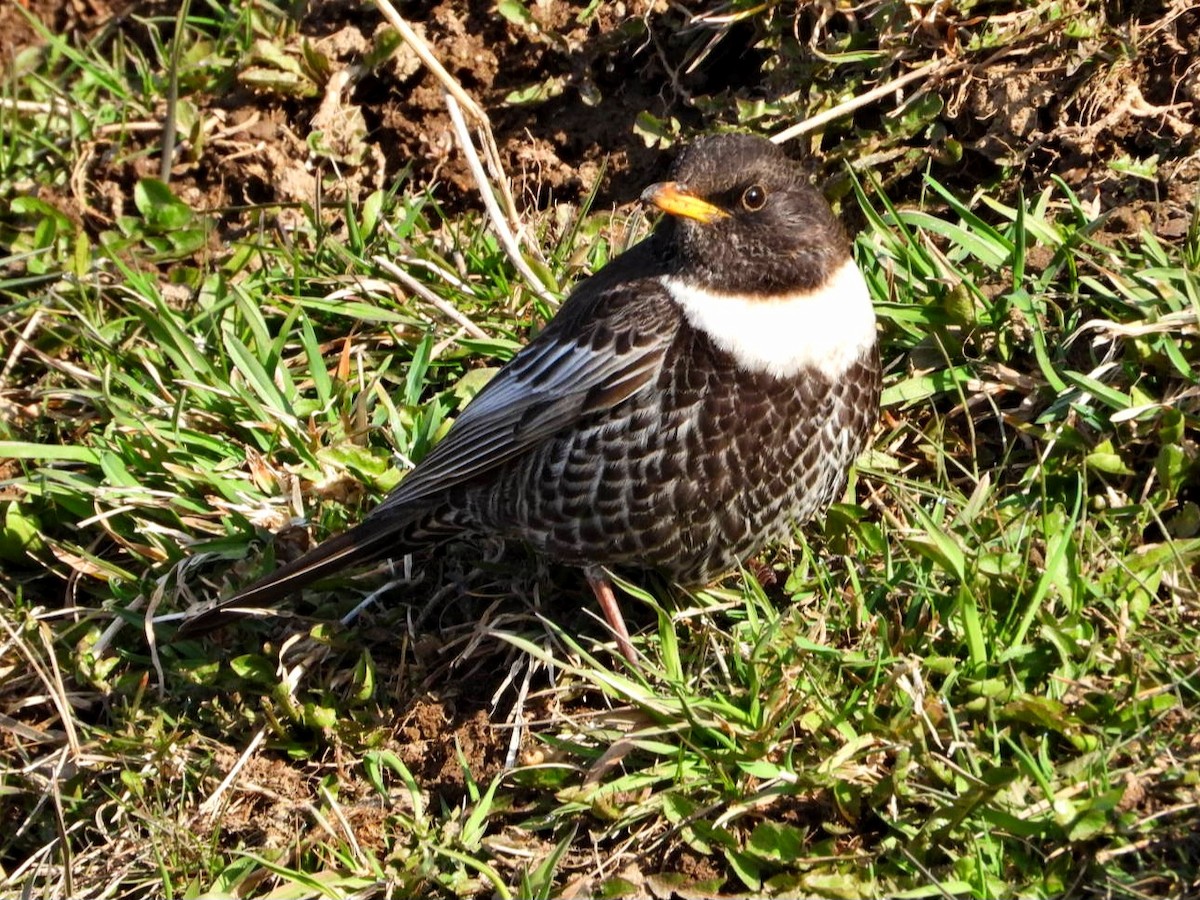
[178,134,881,661]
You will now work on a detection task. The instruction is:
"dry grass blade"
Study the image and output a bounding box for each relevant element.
[0,615,81,760]
[3,308,44,380]
[773,26,1059,146]
[370,0,485,130]
[445,91,558,304]
[374,255,490,339]
[199,727,267,817]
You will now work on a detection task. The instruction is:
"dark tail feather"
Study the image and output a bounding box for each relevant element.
[176,522,399,638]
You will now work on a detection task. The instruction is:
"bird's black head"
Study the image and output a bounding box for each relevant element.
[642,133,849,296]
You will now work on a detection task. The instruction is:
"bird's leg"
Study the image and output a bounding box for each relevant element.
[585,569,638,664]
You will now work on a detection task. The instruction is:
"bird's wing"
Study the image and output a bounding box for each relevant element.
[369,277,679,516]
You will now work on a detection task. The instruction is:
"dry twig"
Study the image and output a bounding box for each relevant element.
[773,57,964,144]
[372,0,555,303]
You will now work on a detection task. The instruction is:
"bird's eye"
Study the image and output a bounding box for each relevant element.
[741,184,767,211]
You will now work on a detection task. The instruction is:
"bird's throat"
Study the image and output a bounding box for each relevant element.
[661,258,877,381]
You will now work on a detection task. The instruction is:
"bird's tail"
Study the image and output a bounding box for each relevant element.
[175,521,400,638]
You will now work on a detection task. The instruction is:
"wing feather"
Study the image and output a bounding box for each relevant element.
[369,278,679,515]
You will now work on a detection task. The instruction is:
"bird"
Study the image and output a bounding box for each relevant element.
[177,133,881,663]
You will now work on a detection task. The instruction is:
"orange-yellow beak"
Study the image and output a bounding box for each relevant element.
[641,182,729,224]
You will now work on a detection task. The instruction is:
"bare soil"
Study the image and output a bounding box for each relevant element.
[6,0,1197,247]
[1,0,115,65]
